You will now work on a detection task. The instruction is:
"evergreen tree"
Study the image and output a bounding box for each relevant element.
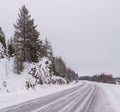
[14,55,24,74]
[42,38,53,59]
[52,56,78,82]
[14,5,41,63]
[44,38,53,58]
[0,27,6,58]
[52,57,66,77]
[7,38,14,57]
[0,27,6,49]
[66,68,78,82]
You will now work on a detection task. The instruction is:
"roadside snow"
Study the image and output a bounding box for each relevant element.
[1,81,120,112]
[0,57,66,94]
[0,57,81,109]
[0,82,82,109]
[100,83,120,112]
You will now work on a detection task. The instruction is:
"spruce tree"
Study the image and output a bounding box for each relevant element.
[14,5,41,63]
[44,38,53,59]
[0,27,6,58]
[52,57,66,77]
[0,27,6,49]
[13,5,42,74]
[14,55,24,74]
[7,38,14,57]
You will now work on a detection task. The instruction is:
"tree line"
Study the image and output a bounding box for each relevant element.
[0,5,78,83]
[79,73,116,84]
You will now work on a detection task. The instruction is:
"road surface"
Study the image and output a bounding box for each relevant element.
[0,82,110,112]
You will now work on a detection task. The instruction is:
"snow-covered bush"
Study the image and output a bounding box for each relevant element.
[27,58,53,85]
[51,76,67,85]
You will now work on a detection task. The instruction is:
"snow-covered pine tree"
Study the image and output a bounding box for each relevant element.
[13,5,41,63]
[0,27,6,58]
[0,27,6,49]
[14,54,24,74]
[44,38,53,59]
[41,38,54,77]
[7,37,14,57]
[52,57,66,77]
[13,5,42,74]
[52,56,78,82]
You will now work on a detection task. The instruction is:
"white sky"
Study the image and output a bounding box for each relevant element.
[0,0,120,76]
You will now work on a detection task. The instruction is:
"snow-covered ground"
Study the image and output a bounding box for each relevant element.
[99,83,120,112]
[85,82,120,112]
[1,81,120,112]
[0,51,81,110]
[0,57,75,109]
[0,57,67,94]
[0,81,81,109]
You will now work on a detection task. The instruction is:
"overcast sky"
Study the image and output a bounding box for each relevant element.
[0,0,120,76]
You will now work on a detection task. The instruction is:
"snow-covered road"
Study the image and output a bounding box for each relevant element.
[0,82,120,112]
[0,82,97,112]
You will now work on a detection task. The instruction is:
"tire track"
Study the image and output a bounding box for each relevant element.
[34,83,91,112]
[0,82,88,112]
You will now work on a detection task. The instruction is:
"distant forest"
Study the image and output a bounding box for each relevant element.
[79,73,116,84]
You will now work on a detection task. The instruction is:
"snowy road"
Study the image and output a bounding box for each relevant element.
[0,82,98,112]
[0,82,116,112]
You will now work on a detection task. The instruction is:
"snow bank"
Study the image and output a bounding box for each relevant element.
[99,83,120,112]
